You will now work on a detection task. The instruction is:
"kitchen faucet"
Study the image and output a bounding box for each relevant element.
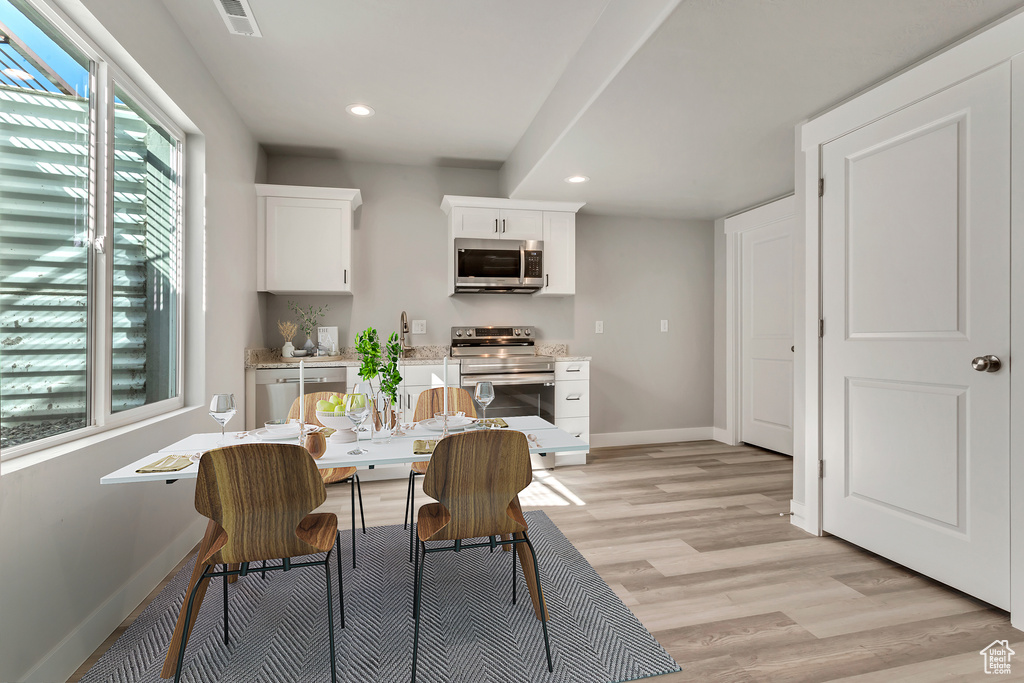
[400,311,412,358]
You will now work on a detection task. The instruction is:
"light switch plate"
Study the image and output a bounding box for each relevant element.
[317,326,339,352]
[412,319,427,334]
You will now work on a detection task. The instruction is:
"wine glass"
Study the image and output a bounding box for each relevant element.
[209,394,236,445]
[344,391,371,455]
[474,382,495,426]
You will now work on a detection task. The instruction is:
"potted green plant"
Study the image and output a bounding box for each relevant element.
[288,301,329,352]
[354,327,403,443]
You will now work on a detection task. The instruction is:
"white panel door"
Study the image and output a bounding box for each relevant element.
[741,217,795,454]
[265,197,351,293]
[499,209,543,240]
[453,207,501,239]
[821,64,1010,608]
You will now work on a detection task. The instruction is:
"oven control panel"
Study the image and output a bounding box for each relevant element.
[452,326,536,340]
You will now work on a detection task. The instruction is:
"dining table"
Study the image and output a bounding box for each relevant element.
[99,415,589,678]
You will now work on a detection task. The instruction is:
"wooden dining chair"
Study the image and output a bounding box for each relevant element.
[405,386,477,561]
[172,443,344,683]
[410,430,553,682]
[288,392,366,568]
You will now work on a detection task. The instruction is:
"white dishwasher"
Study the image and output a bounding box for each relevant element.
[253,367,349,426]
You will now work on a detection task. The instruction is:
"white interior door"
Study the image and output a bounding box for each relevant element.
[821,64,1010,608]
[740,209,795,455]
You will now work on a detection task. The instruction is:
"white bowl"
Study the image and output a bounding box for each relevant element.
[264,420,295,432]
[316,410,358,443]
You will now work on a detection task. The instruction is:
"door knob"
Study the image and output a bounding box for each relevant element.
[972,355,1002,372]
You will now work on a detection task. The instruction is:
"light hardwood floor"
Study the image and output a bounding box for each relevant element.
[70,441,1023,682]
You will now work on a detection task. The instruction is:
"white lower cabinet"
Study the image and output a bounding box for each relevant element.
[553,360,590,465]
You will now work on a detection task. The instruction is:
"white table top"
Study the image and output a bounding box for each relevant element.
[100,416,588,485]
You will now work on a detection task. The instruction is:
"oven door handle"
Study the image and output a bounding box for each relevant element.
[461,373,555,387]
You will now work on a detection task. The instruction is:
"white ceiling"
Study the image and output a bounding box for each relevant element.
[162,0,1024,219]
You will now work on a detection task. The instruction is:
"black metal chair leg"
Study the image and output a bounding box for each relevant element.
[409,480,416,562]
[324,548,338,683]
[512,550,517,605]
[222,565,229,645]
[174,565,212,683]
[335,531,345,629]
[404,471,414,530]
[524,536,553,672]
[411,541,426,683]
[355,474,366,533]
[261,559,267,580]
[350,477,357,569]
[412,534,420,617]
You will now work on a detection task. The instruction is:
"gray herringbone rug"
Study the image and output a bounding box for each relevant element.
[81,511,680,683]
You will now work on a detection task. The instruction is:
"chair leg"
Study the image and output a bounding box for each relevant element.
[323,548,338,683]
[512,550,517,605]
[222,565,229,645]
[404,471,414,530]
[355,474,366,533]
[350,477,358,569]
[411,541,426,683]
[523,536,553,672]
[409,479,416,562]
[174,565,212,683]
[412,534,420,616]
[335,531,345,629]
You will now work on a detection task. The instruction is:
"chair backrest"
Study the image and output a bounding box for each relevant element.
[287,391,337,428]
[194,443,328,565]
[413,387,477,422]
[422,430,531,540]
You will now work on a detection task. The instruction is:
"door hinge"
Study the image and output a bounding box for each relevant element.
[818,178,825,197]
[819,319,824,338]
[818,460,825,478]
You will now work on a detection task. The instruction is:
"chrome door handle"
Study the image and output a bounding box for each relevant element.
[276,377,330,383]
[495,218,499,233]
[972,355,1002,372]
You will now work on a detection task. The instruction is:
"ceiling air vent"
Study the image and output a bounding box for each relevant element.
[214,0,262,37]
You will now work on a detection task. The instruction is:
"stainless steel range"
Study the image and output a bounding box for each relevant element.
[451,326,555,422]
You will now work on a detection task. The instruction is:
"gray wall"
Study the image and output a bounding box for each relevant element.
[0,0,262,680]
[262,156,714,436]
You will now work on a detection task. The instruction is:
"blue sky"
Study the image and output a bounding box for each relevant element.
[1,0,89,97]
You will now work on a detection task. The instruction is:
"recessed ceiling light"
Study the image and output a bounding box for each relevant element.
[346,104,375,117]
[3,68,34,81]
[564,175,589,184]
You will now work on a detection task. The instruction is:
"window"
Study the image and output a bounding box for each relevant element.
[0,0,184,456]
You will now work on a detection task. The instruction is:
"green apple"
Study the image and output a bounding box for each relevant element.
[329,394,342,405]
[333,404,346,415]
[316,400,334,412]
[345,393,366,410]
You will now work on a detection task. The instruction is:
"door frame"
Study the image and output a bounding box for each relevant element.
[723,195,796,448]
[797,7,1024,624]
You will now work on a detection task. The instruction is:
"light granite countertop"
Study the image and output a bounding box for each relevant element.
[246,345,590,369]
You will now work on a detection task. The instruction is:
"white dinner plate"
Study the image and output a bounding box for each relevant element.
[252,427,310,441]
[419,416,476,431]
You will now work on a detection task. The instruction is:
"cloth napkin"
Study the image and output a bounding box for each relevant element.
[137,454,196,473]
[412,439,438,455]
[476,418,509,428]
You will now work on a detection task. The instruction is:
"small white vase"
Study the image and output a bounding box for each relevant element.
[282,341,295,358]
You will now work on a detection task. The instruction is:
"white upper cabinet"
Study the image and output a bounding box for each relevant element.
[441,196,584,296]
[536,211,576,296]
[256,184,362,294]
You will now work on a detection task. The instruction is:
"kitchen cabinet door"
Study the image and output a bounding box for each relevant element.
[452,207,501,239]
[536,212,575,296]
[499,209,543,240]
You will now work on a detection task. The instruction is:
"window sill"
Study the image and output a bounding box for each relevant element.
[0,405,202,475]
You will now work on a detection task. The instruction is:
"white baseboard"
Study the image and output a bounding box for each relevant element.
[712,427,734,445]
[591,427,714,449]
[21,517,208,683]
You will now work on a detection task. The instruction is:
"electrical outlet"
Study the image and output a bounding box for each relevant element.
[660,320,669,332]
[595,320,604,334]
[412,319,427,334]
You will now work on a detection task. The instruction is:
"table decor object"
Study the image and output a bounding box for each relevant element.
[412,439,438,455]
[344,391,371,455]
[136,454,194,473]
[474,381,495,423]
[304,430,327,458]
[208,394,236,445]
[316,410,358,443]
[354,326,403,444]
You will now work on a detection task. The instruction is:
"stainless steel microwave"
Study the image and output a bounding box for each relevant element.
[454,238,544,293]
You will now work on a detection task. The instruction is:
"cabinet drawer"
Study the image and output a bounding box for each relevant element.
[555,361,589,381]
[555,416,590,443]
[402,364,458,387]
[555,380,589,418]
